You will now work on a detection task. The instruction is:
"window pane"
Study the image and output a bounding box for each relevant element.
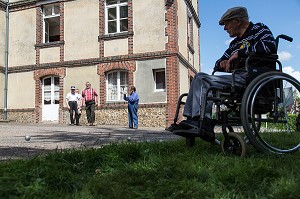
[120,71,128,85]
[108,72,117,86]
[107,72,118,100]
[54,5,60,15]
[108,21,117,33]
[120,71,128,94]
[156,71,166,90]
[120,0,128,3]
[54,77,60,91]
[106,0,118,5]
[44,91,51,104]
[44,6,52,16]
[44,20,50,43]
[120,19,128,32]
[54,91,59,104]
[120,6,128,18]
[108,7,117,20]
[44,77,51,86]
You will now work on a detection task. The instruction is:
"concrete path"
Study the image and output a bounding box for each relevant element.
[0,122,179,161]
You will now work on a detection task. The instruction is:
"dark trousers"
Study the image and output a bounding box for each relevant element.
[69,101,79,125]
[85,101,95,123]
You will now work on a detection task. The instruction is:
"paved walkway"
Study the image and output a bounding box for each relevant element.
[0,122,179,161]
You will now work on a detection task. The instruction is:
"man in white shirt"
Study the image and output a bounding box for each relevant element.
[66,86,80,125]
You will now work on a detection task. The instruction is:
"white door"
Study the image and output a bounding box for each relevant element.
[42,76,60,121]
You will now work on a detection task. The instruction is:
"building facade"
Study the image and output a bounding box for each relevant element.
[0,0,200,128]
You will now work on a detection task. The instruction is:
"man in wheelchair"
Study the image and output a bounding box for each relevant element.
[168,6,277,142]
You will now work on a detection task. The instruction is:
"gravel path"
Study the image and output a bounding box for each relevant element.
[0,122,179,161]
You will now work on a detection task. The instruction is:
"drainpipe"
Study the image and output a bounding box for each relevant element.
[3,0,9,120]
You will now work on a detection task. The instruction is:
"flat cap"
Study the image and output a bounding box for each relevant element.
[219,6,248,25]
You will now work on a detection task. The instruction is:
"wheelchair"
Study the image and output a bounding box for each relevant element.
[171,35,300,157]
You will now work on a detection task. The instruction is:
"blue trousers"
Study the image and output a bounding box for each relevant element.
[128,103,138,128]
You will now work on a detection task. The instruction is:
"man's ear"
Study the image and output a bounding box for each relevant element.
[235,18,241,25]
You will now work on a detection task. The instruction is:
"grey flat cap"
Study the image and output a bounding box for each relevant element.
[219,6,248,25]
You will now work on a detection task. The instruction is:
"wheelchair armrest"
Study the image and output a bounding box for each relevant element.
[247,52,278,60]
[245,53,279,70]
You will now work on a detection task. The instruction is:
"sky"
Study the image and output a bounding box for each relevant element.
[198,0,300,80]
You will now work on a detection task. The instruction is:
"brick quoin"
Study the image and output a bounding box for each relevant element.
[165,1,180,127]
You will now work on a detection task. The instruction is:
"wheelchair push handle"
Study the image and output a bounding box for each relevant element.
[277,34,293,42]
[275,34,293,51]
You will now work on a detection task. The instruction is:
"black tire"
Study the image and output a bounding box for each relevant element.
[221,132,247,157]
[241,71,300,154]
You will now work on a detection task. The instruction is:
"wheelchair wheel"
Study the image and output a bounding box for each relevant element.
[241,71,300,154]
[221,132,247,157]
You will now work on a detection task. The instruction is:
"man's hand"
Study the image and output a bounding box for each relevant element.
[220,60,228,70]
[225,52,239,71]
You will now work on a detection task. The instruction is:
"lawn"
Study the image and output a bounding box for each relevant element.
[0,138,299,199]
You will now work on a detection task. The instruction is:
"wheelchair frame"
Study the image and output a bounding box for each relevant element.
[172,35,300,157]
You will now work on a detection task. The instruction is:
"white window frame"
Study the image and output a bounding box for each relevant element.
[106,70,128,101]
[187,9,192,46]
[154,69,166,92]
[105,0,128,34]
[43,4,60,43]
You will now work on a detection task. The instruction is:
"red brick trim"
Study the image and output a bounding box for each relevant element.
[60,2,65,62]
[99,0,105,58]
[165,1,180,127]
[34,68,66,123]
[127,0,133,54]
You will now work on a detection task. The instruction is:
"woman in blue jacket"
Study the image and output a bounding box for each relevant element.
[124,86,139,129]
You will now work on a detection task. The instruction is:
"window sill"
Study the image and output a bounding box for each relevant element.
[98,31,134,41]
[35,41,65,49]
[154,89,166,92]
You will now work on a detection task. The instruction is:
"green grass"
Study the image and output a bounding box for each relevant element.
[0,139,299,199]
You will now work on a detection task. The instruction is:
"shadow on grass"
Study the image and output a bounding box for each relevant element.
[0,125,179,161]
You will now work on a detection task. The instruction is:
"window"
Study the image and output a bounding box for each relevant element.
[106,71,128,101]
[105,0,128,34]
[43,4,60,43]
[187,9,193,49]
[154,69,166,91]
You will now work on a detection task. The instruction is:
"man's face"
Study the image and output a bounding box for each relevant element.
[224,19,240,38]
[71,89,75,93]
[86,83,91,89]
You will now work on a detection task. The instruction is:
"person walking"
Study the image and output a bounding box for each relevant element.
[66,86,80,126]
[82,82,98,126]
[124,86,139,129]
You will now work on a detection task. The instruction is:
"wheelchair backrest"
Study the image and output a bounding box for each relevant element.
[245,34,293,84]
